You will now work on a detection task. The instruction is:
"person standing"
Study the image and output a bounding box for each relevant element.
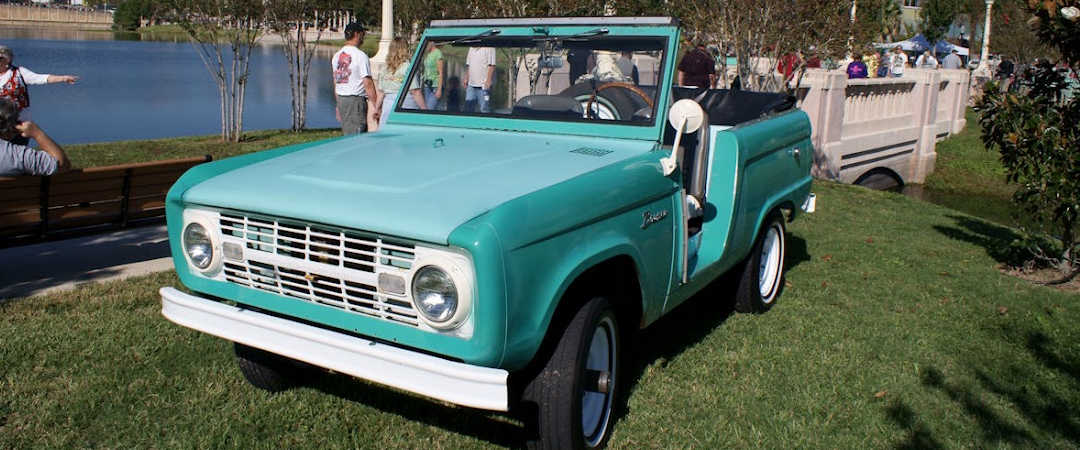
[941,49,963,70]
[677,43,715,88]
[615,51,639,85]
[0,45,79,125]
[864,50,880,77]
[846,54,869,79]
[890,46,908,78]
[567,48,594,84]
[332,23,377,135]
[876,52,891,78]
[421,41,444,110]
[463,46,496,113]
[915,50,938,69]
[0,98,69,176]
[373,38,427,130]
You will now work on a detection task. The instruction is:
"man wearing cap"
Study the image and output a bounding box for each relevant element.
[332,23,377,135]
[0,98,69,176]
[0,45,79,125]
[942,49,963,70]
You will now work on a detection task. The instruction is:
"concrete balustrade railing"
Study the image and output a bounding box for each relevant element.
[797,68,970,185]
[0,5,112,29]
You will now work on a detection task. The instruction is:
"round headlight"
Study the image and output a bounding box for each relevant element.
[412,266,458,325]
[183,222,214,270]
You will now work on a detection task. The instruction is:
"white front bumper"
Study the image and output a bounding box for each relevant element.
[160,287,509,411]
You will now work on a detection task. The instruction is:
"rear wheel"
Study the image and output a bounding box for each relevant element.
[234,343,305,392]
[735,213,786,313]
[524,297,621,449]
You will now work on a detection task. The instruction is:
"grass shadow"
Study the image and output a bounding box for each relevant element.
[904,329,1080,446]
[884,400,944,450]
[304,371,526,448]
[933,214,1025,266]
[614,270,739,421]
[786,234,811,272]
[968,331,1080,443]
[920,366,1033,445]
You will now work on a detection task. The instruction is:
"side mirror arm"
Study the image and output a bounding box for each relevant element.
[660,117,687,176]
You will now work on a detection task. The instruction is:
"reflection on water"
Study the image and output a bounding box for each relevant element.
[0,26,339,144]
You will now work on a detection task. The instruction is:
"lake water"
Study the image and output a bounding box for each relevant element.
[0,28,339,144]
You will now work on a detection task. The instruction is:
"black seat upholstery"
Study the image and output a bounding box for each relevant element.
[663,88,796,146]
[513,95,584,120]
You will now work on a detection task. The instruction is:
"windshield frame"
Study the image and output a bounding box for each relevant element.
[387,24,680,142]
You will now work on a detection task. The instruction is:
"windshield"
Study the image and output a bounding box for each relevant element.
[396,33,668,125]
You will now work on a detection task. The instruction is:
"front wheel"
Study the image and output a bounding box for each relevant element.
[735,213,786,313]
[524,297,621,449]
[234,343,305,392]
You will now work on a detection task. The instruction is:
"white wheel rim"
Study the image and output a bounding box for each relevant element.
[577,96,619,120]
[758,224,784,302]
[582,316,616,447]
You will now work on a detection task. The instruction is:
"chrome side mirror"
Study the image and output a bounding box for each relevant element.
[661,99,705,176]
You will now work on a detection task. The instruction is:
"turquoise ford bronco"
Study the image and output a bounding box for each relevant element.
[161,16,814,448]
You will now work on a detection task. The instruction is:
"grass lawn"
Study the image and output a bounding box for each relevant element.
[64,128,341,168]
[2,181,1077,448]
[918,109,1017,227]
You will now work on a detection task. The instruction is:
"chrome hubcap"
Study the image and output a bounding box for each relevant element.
[581,316,616,447]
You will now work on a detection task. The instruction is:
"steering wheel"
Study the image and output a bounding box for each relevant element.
[597,82,655,109]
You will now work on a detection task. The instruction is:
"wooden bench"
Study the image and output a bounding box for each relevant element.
[0,155,211,247]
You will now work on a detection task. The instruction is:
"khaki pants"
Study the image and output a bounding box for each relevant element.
[337,95,368,135]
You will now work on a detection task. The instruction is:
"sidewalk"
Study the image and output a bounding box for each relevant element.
[0,225,173,299]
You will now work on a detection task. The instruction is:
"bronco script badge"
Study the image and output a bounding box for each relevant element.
[641,210,669,229]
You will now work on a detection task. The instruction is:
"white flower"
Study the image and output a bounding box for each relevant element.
[1062,6,1080,21]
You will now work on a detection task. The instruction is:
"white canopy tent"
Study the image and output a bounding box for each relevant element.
[875,35,969,56]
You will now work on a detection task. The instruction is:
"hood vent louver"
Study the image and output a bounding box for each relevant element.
[569,147,613,157]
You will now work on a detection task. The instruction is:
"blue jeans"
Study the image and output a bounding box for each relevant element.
[423,85,441,110]
[464,86,490,113]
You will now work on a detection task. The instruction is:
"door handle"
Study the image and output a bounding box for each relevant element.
[788,147,801,159]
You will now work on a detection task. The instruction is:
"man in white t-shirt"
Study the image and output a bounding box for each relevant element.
[915,51,939,69]
[890,47,908,78]
[463,47,496,113]
[332,23,377,134]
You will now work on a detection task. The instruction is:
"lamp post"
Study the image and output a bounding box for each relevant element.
[974,0,994,79]
[371,0,393,66]
[847,0,857,59]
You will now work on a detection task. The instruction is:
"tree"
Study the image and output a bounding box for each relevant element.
[976,1,1080,283]
[172,0,265,142]
[663,0,855,92]
[987,0,1057,63]
[857,0,904,42]
[920,0,960,43]
[265,0,334,131]
[113,0,161,31]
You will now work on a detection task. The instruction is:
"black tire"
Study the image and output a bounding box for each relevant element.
[735,213,786,314]
[560,82,637,120]
[234,343,304,392]
[523,297,621,449]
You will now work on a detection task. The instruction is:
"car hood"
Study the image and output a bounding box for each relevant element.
[182,124,655,244]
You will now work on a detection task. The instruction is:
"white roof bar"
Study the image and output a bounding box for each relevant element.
[430,17,677,28]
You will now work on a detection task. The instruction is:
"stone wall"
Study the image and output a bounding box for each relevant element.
[797,68,970,185]
[0,4,113,29]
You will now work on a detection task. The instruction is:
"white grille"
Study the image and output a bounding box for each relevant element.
[217,212,420,327]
